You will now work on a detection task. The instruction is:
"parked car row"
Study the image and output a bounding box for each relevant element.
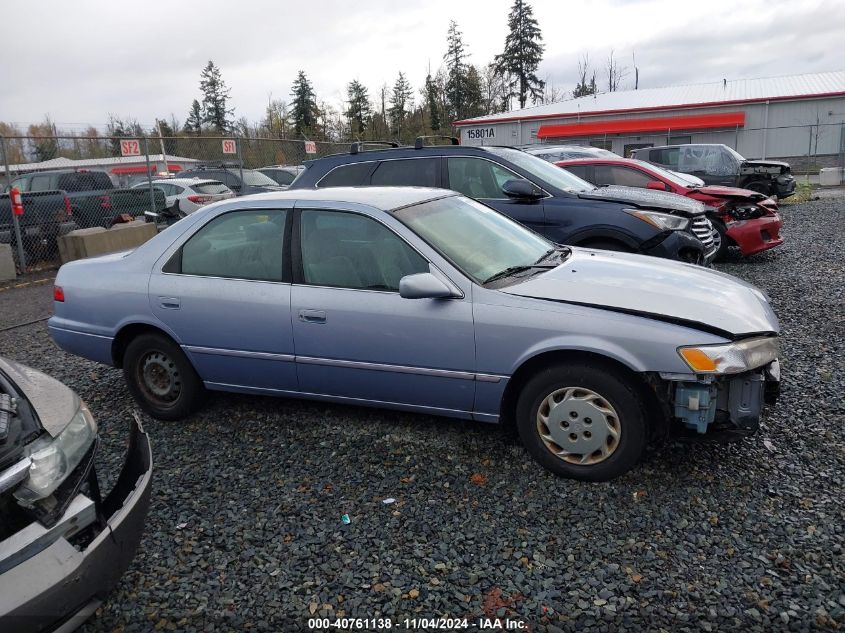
[1,137,784,629]
[48,139,782,484]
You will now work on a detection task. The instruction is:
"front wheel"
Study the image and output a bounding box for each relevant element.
[123,333,205,420]
[744,180,772,195]
[516,363,647,481]
[579,239,633,253]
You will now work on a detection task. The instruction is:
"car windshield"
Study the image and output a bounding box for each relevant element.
[240,170,279,186]
[481,146,595,193]
[395,195,558,284]
[723,145,746,162]
[631,160,696,188]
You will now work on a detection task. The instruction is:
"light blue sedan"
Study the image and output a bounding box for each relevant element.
[49,188,780,480]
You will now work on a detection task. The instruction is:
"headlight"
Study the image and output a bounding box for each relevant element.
[678,337,779,374]
[625,209,689,231]
[14,402,97,504]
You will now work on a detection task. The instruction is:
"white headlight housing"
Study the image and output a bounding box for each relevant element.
[678,337,780,374]
[625,209,690,231]
[14,402,97,504]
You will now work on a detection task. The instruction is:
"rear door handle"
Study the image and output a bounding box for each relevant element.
[159,297,180,310]
[299,309,326,324]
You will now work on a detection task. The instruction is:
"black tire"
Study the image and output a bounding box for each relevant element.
[711,218,731,261]
[123,333,205,420]
[516,363,647,481]
[579,239,633,253]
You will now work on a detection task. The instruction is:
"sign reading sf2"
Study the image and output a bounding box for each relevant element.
[466,127,495,140]
[120,139,141,156]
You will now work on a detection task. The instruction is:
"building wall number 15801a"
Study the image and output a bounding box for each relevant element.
[466,127,496,140]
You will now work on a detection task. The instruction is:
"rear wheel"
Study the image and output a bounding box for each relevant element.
[516,363,647,481]
[123,333,205,420]
[744,180,772,195]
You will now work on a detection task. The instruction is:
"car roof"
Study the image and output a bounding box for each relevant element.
[238,186,457,211]
[160,177,223,185]
[303,144,521,168]
[556,157,643,166]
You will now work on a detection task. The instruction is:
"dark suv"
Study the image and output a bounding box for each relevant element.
[290,140,719,265]
[176,167,284,196]
[632,144,796,198]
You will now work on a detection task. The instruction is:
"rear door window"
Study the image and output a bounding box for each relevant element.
[651,148,680,169]
[563,164,591,182]
[28,175,54,192]
[317,162,376,187]
[593,165,653,188]
[370,158,439,187]
[57,172,112,192]
[180,210,287,281]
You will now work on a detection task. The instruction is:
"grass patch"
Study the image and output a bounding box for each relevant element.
[780,180,815,205]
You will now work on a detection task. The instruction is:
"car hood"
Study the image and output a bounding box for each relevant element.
[744,159,790,169]
[501,248,779,338]
[0,358,78,438]
[693,185,769,202]
[579,185,705,216]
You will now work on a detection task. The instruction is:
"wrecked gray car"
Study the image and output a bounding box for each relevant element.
[0,357,152,633]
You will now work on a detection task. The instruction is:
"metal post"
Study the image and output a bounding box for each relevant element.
[808,126,813,178]
[0,136,26,271]
[236,138,245,190]
[143,137,156,215]
[666,127,671,145]
[734,125,739,150]
[156,121,169,175]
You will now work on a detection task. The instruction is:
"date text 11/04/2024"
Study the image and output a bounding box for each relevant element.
[307,617,528,629]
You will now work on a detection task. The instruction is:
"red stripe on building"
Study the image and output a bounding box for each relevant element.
[537,112,746,139]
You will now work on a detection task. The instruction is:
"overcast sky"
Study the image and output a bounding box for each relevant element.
[2,0,844,132]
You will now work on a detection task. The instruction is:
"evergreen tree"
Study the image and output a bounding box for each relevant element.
[27,118,58,162]
[345,80,372,136]
[388,72,413,140]
[424,72,441,132]
[495,0,545,108]
[199,61,233,133]
[156,118,178,155]
[184,99,203,135]
[464,66,485,119]
[443,20,470,121]
[289,70,318,137]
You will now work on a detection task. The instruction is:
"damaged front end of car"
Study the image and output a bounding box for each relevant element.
[657,337,781,439]
[0,359,152,633]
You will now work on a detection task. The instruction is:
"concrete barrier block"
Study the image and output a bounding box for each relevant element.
[0,244,15,281]
[58,220,157,264]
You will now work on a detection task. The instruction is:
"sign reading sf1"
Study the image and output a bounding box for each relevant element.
[222,139,237,154]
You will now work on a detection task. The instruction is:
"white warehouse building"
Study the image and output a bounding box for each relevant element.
[454,70,845,171]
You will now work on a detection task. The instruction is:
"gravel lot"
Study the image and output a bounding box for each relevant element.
[1,199,843,632]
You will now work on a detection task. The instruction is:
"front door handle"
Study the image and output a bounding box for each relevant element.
[299,309,326,324]
[159,297,180,310]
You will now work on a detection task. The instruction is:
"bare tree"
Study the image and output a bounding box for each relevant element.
[540,74,565,104]
[606,49,629,92]
[573,53,597,98]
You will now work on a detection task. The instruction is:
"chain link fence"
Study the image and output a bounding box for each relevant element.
[3,126,844,277]
[0,135,351,275]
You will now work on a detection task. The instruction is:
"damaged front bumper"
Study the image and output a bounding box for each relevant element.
[665,360,781,438]
[0,418,152,633]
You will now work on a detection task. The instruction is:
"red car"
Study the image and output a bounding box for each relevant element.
[556,157,784,258]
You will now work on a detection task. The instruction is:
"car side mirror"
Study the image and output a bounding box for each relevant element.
[502,179,543,200]
[646,180,668,191]
[399,273,454,299]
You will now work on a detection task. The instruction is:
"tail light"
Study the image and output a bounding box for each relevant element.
[99,195,113,210]
[64,196,72,217]
[53,286,65,302]
[186,195,213,204]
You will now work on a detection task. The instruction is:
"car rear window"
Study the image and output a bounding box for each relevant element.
[193,182,231,194]
[318,162,374,187]
[57,172,113,192]
[370,158,438,187]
